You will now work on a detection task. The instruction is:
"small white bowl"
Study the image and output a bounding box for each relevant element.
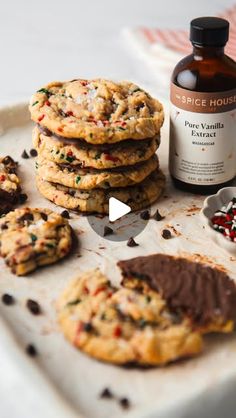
[201,187,236,255]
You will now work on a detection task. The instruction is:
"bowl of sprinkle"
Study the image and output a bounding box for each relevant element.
[201,187,236,254]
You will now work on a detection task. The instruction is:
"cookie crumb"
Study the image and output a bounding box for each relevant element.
[140,210,150,220]
[30,148,38,157]
[152,209,165,221]
[119,397,130,409]
[61,210,70,219]
[2,293,15,305]
[26,299,41,315]
[100,388,113,399]
[26,344,38,357]
[162,229,172,239]
[127,237,139,247]
[103,226,113,237]
[21,150,29,159]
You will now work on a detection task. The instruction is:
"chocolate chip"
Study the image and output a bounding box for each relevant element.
[40,212,48,221]
[21,150,29,159]
[83,322,93,332]
[103,226,113,237]
[152,209,165,221]
[100,388,113,399]
[140,210,150,220]
[2,293,15,305]
[26,299,41,315]
[119,397,130,409]
[162,229,172,239]
[127,237,139,247]
[30,148,38,157]
[3,156,15,166]
[19,193,28,204]
[1,223,8,230]
[61,210,70,219]
[26,344,38,357]
[18,212,34,222]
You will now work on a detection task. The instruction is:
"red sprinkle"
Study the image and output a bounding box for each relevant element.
[38,115,45,122]
[58,127,64,133]
[93,286,106,296]
[45,100,51,106]
[74,321,84,345]
[84,286,89,294]
[67,111,74,117]
[80,80,88,86]
[104,154,120,162]
[0,175,6,181]
[67,150,73,156]
[113,326,122,338]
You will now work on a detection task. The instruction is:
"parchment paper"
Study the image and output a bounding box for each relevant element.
[0,103,236,418]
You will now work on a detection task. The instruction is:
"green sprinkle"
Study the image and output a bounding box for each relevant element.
[117,127,125,131]
[56,150,60,154]
[132,88,141,93]
[146,295,151,303]
[89,133,93,138]
[95,152,101,160]
[66,155,74,163]
[37,88,52,96]
[139,319,148,329]
[76,176,81,184]
[67,298,81,306]
[100,313,106,320]
[35,162,39,169]
[60,153,65,159]
[46,243,55,249]
[32,101,39,106]
[30,234,37,243]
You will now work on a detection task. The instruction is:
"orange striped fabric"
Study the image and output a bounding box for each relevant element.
[139,4,236,60]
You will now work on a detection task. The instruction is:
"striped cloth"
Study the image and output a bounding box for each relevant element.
[123,4,236,95]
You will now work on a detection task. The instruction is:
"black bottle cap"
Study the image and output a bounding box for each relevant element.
[190,17,229,47]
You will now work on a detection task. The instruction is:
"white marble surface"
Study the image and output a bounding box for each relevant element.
[0,1,236,418]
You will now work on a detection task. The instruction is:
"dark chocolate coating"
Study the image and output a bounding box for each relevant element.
[118,254,236,325]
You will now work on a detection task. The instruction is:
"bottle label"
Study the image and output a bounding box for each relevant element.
[169,84,236,185]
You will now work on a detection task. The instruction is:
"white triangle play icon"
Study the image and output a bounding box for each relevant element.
[109,197,131,222]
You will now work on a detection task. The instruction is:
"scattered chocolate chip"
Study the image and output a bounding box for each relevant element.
[2,293,15,305]
[26,299,41,315]
[127,237,139,247]
[152,209,165,221]
[30,148,38,157]
[40,212,48,221]
[103,226,113,237]
[61,210,70,219]
[119,397,130,409]
[19,193,28,204]
[161,229,172,239]
[83,322,93,332]
[140,210,150,220]
[26,344,38,357]
[100,388,113,399]
[21,150,29,159]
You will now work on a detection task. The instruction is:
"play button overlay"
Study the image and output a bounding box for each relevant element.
[109,197,131,222]
[87,195,150,242]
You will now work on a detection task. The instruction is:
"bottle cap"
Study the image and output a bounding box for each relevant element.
[190,17,229,47]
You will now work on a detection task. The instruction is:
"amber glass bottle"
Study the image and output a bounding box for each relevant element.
[169,17,236,194]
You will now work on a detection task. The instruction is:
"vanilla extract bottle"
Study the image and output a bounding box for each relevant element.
[169,17,236,194]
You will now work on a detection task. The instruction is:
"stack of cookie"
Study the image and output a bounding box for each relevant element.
[29,79,165,214]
